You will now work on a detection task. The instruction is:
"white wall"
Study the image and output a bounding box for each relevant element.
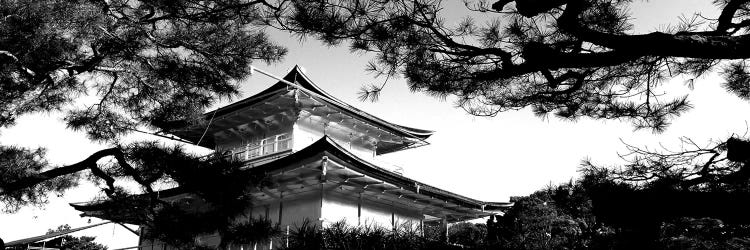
[246,188,423,230]
[139,188,426,250]
[321,192,360,225]
[249,191,322,228]
[321,190,423,229]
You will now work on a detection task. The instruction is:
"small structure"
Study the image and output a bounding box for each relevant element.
[4,222,110,250]
[72,66,511,249]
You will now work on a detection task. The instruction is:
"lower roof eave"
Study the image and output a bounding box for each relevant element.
[70,136,513,224]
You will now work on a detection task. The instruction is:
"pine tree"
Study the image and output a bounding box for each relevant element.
[271,0,750,132]
[1,0,286,248]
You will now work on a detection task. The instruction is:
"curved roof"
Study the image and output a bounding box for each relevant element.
[205,66,434,140]
[71,136,511,224]
[294,136,512,211]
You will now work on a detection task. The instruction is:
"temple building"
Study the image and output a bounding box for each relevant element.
[72,66,511,249]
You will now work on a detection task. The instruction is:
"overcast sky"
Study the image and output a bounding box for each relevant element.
[3,0,748,249]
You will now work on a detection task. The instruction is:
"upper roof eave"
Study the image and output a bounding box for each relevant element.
[196,66,434,140]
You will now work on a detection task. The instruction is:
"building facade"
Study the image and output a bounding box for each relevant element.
[73,66,511,249]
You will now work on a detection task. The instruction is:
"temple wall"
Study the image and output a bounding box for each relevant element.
[245,188,424,229]
[321,192,359,225]
[321,191,423,229]
[249,191,322,227]
[138,190,425,250]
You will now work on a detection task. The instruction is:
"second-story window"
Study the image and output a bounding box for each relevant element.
[277,134,292,151]
[229,133,293,161]
[232,147,246,161]
[261,136,275,155]
[260,133,293,155]
[247,141,261,159]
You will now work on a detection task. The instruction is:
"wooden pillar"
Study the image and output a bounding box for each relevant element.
[391,212,395,231]
[442,217,449,244]
[420,218,424,237]
[278,191,284,224]
[319,156,328,225]
[357,193,362,226]
[319,182,324,225]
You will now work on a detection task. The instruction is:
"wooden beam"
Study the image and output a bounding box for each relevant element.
[275,171,322,185]
[342,174,366,182]
[250,120,267,131]
[325,160,346,170]
[276,177,322,192]
[261,189,280,199]
[362,181,384,190]
[225,128,247,140]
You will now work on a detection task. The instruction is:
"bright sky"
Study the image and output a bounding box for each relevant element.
[2,0,748,249]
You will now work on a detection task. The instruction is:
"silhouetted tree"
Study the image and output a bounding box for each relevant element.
[490,181,614,250]
[0,0,285,211]
[448,222,486,247]
[268,2,750,245]
[270,0,750,132]
[0,0,287,248]
[579,136,750,248]
[585,136,750,192]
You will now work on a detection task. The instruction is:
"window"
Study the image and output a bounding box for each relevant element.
[228,133,293,161]
[247,141,261,159]
[233,150,245,161]
[261,136,276,155]
[276,134,292,151]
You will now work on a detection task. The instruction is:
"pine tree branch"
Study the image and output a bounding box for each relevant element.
[0,148,136,196]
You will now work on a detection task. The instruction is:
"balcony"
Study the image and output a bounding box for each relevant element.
[223,133,293,163]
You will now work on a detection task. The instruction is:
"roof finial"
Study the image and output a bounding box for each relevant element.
[294,64,307,75]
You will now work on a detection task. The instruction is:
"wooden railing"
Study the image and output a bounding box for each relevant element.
[223,134,293,162]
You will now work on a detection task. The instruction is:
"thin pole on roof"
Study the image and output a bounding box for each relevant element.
[196,109,218,146]
[250,66,307,91]
[120,126,195,145]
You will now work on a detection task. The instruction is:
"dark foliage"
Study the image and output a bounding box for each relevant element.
[45,224,108,250]
[1,0,286,135]
[582,136,750,194]
[0,0,286,212]
[483,156,750,249]
[55,235,107,250]
[0,1,287,246]
[487,177,619,250]
[269,0,750,132]
[573,136,750,248]
[659,217,750,249]
[0,146,77,213]
[448,222,486,247]
[282,220,465,250]
[110,143,278,249]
